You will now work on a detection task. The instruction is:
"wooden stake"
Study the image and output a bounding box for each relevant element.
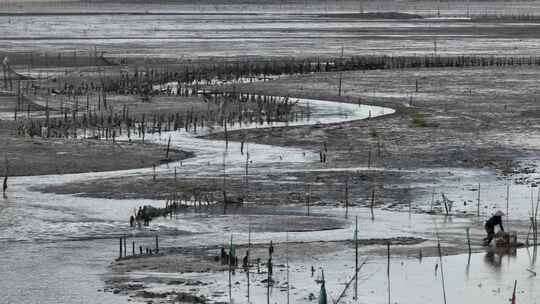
[506,178,510,224]
[222,150,227,215]
[248,216,252,249]
[430,189,435,212]
[286,231,290,304]
[119,237,122,259]
[466,227,471,255]
[224,120,229,150]
[387,242,391,304]
[355,216,359,300]
[246,257,250,303]
[166,135,171,159]
[245,146,249,199]
[511,280,517,304]
[306,184,311,216]
[534,187,540,247]
[338,72,343,96]
[437,239,447,304]
[229,235,233,303]
[368,148,372,168]
[370,189,375,221]
[477,183,481,216]
[344,177,349,219]
[3,155,8,196]
[266,256,270,304]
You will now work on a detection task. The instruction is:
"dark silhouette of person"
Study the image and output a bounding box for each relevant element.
[142,206,150,226]
[129,215,135,227]
[484,210,505,246]
[220,247,229,265]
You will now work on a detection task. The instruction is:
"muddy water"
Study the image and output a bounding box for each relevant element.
[4,12,540,58]
[409,165,540,221]
[152,246,538,304]
[0,98,391,303]
[4,0,540,16]
[120,205,540,303]
[1,94,537,303]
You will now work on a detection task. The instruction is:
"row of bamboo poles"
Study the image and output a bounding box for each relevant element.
[49,54,540,95]
[14,92,305,140]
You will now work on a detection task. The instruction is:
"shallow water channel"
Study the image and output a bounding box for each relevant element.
[0,98,392,303]
[1,95,538,303]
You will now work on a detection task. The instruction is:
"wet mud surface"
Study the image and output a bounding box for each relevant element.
[3,3,540,303]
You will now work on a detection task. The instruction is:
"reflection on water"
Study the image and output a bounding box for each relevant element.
[483,247,517,271]
[136,245,540,304]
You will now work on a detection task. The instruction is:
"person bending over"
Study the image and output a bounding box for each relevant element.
[484,210,505,246]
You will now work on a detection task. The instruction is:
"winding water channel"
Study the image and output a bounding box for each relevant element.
[0,97,393,303]
[1,96,539,303]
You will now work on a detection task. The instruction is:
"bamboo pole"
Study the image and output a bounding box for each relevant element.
[335,258,369,304]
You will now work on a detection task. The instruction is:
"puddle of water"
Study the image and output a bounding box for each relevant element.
[0,239,130,304]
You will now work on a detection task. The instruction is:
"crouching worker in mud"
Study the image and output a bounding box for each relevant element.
[483,210,505,246]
